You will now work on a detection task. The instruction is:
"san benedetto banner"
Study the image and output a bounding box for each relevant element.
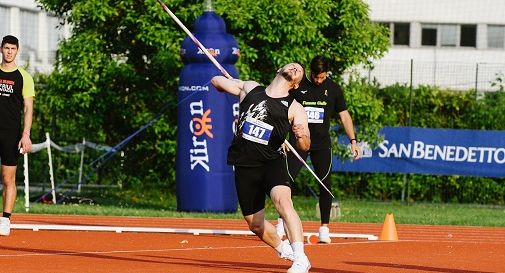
[332,127,505,178]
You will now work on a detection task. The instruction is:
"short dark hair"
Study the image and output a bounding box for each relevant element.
[310,55,330,75]
[2,35,19,48]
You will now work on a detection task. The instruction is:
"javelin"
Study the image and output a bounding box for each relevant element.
[283,141,334,198]
[156,0,334,198]
[156,0,231,79]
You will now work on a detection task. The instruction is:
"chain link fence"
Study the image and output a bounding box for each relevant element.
[346,60,505,92]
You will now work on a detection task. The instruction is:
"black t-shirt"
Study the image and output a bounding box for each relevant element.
[290,76,347,150]
[0,67,33,131]
[228,86,295,167]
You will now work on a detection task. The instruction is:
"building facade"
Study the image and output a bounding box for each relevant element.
[364,0,505,91]
[0,0,69,74]
[2,0,504,90]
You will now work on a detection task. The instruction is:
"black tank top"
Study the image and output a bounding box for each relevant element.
[228,86,295,167]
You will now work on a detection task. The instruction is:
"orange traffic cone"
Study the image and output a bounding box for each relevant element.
[306,233,319,245]
[379,213,398,241]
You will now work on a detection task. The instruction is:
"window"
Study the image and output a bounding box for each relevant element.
[377,22,410,46]
[421,24,477,48]
[440,24,457,47]
[47,16,65,61]
[488,25,505,49]
[0,6,9,37]
[460,25,477,47]
[422,25,437,46]
[20,10,38,60]
[393,23,410,46]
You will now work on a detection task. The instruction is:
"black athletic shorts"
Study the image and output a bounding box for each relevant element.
[0,130,21,166]
[234,156,291,216]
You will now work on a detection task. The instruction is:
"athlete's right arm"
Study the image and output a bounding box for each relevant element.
[289,100,311,152]
[211,76,259,102]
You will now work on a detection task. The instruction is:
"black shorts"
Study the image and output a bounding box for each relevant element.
[0,130,21,166]
[234,156,291,216]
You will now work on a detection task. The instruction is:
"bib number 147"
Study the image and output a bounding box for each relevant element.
[247,125,266,138]
[242,117,273,145]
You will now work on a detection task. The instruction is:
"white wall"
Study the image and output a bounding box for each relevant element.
[0,0,67,74]
[0,0,38,10]
[363,0,505,91]
[366,0,505,25]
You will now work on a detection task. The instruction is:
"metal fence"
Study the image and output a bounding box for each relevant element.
[346,60,505,92]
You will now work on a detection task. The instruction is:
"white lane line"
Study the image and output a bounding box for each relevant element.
[0,245,270,258]
[0,240,384,258]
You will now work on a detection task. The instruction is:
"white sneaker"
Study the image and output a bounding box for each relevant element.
[277,239,294,261]
[318,226,331,244]
[287,254,311,273]
[276,218,286,238]
[0,217,11,236]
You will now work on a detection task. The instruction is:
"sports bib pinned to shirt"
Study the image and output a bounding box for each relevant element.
[304,107,325,124]
[242,117,273,145]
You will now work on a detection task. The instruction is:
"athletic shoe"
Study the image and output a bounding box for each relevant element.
[276,217,286,238]
[318,226,332,244]
[287,253,311,273]
[277,239,295,261]
[0,217,11,236]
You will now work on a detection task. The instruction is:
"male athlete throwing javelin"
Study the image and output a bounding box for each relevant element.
[212,63,311,273]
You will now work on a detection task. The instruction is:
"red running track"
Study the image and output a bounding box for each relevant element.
[0,214,504,273]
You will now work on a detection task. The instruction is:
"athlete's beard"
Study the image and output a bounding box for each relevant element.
[280,70,293,82]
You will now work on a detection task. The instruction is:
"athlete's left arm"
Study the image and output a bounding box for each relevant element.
[19,69,34,154]
[338,110,360,160]
[289,100,310,152]
[19,97,33,153]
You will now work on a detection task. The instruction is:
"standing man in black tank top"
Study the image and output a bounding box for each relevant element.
[276,56,361,244]
[0,35,35,236]
[212,63,311,273]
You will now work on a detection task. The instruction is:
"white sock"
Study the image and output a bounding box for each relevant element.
[275,240,285,253]
[291,241,304,255]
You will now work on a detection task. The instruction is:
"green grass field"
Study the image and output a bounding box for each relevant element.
[11,189,505,227]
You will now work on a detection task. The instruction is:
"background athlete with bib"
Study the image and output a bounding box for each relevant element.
[0,35,35,236]
[276,56,361,244]
[212,62,311,273]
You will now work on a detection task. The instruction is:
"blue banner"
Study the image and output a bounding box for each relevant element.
[176,11,239,212]
[333,127,505,178]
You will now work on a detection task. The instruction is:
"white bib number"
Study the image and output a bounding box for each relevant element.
[305,107,325,124]
[242,117,274,145]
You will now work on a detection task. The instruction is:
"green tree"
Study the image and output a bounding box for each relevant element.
[214,0,389,80]
[35,0,389,189]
